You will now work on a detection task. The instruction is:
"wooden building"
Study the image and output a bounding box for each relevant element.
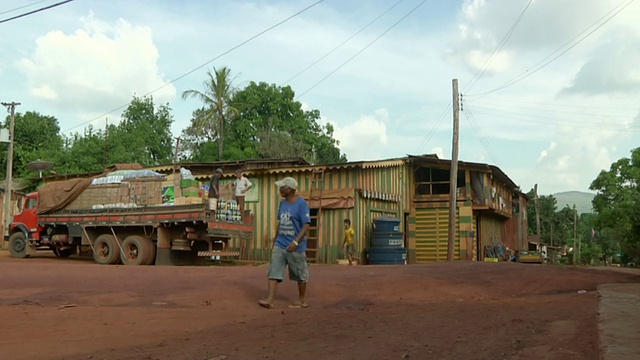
[35,155,527,264]
[407,155,528,263]
[159,155,527,264]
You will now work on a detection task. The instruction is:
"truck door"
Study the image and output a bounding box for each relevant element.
[12,193,39,236]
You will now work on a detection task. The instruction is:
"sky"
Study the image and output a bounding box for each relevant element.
[1,0,639,196]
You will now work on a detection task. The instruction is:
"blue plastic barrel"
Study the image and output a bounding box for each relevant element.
[373,216,401,233]
[367,247,407,265]
[370,232,404,248]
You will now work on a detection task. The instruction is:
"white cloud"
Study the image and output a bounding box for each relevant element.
[332,109,389,161]
[561,29,640,96]
[16,12,176,129]
[431,147,445,158]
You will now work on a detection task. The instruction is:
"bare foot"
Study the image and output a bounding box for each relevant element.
[288,302,309,309]
[258,298,274,309]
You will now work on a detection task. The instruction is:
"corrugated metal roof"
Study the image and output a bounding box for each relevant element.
[406,154,520,190]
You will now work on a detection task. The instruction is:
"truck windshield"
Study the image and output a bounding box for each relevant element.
[25,198,38,210]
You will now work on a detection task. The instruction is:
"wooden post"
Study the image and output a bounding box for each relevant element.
[573,209,578,265]
[173,137,181,198]
[533,184,541,237]
[2,101,19,238]
[448,79,460,261]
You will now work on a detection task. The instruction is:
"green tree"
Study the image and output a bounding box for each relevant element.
[226,81,346,164]
[56,126,108,175]
[181,66,238,160]
[1,111,63,179]
[526,191,559,244]
[589,147,640,263]
[105,96,174,167]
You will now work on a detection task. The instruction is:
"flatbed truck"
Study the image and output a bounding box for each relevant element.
[7,176,252,265]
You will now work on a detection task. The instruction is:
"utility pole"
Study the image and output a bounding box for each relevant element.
[573,208,578,266]
[533,184,541,237]
[2,101,20,238]
[173,137,181,198]
[448,79,460,261]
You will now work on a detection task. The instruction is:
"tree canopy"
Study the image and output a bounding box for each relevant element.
[181,66,238,160]
[2,70,347,193]
[180,80,346,164]
[2,96,173,189]
[590,147,640,264]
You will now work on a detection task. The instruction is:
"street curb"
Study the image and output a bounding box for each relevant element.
[598,283,640,360]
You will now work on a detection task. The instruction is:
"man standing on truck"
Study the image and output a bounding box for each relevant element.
[259,177,310,309]
[232,169,252,212]
[208,168,223,199]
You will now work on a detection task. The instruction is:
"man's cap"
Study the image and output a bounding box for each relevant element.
[275,177,297,190]
[215,168,223,174]
[235,169,242,173]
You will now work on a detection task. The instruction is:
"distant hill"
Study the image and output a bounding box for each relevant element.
[552,191,595,214]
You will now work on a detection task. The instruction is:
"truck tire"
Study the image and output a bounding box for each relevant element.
[145,238,157,265]
[8,232,29,258]
[93,234,121,265]
[121,235,151,266]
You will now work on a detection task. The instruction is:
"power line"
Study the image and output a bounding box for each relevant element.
[295,0,429,99]
[471,100,637,120]
[283,0,406,85]
[415,102,450,154]
[0,0,49,16]
[463,0,533,93]
[463,107,502,165]
[62,0,324,133]
[0,0,75,25]
[468,105,640,133]
[466,96,640,112]
[466,0,635,98]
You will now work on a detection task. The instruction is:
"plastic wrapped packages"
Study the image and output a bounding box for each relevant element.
[122,170,164,179]
[180,167,195,180]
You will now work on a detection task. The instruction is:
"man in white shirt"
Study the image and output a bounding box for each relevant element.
[233,169,253,212]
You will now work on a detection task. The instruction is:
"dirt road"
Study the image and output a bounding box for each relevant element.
[0,252,637,360]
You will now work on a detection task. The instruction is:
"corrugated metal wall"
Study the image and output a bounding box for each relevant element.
[478,214,503,259]
[415,207,460,262]
[242,163,409,263]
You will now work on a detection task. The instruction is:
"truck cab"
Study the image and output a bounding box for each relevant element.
[8,192,41,258]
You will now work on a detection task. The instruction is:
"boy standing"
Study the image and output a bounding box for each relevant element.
[342,219,355,265]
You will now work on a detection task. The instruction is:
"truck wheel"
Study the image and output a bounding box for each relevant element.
[9,232,29,258]
[93,234,121,265]
[121,235,150,265]
[145,238,157,265]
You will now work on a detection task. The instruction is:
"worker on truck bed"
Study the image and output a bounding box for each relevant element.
[209,168,223,199]
[232,169,252,212]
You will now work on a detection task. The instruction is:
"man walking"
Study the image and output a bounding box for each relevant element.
[259,177,310,309]
[232,169,252,212]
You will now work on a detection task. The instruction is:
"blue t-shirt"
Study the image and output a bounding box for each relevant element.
[275,197,311,252]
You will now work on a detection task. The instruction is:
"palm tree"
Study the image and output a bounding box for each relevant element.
[182,66,238,160]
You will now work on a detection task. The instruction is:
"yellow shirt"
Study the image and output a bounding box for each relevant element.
[344,228,355,245]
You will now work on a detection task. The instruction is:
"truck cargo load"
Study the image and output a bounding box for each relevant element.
[7,165,253,266]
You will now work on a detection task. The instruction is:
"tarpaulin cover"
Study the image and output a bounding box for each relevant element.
[36,164,143,214]
[36,177,96,214]
[296,188,355,209]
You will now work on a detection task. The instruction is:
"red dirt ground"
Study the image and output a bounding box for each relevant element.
[0,251,637,360]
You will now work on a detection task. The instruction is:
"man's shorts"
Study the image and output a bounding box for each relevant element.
[267,246,309,283]
[346,244,355,256]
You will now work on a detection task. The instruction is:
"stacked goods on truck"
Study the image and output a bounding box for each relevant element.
[6,165,253,265]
